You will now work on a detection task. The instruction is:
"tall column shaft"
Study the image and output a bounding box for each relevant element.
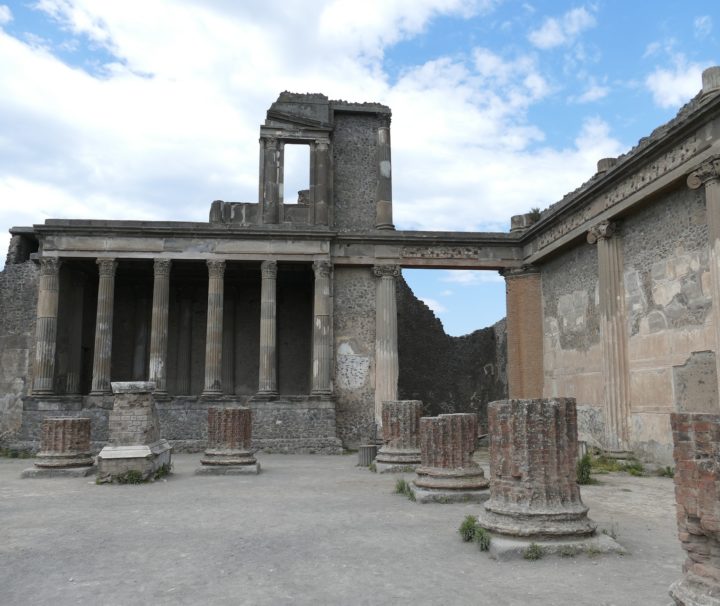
[375,125,394,230]
[373,265,399,425]
[311,260,332,395]
[203,260,225,395]
[503,267,544,399]
[148,259,171,393]
[131,289,149,381]
[313,140,330,226]
[90,258,117,395]
[588,221,631,451]
[32,257,62,394]
[261,138,281,224]
[688,158,720,410]
[65,272,85,394]
[258,260,278,396]
[176,291,193,395]
[222,288,235,394]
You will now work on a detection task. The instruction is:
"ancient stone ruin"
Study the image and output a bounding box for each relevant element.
[96,382,172,483]
[196,406,259,475]
[669,413,720,605]
[411,412,489,503]
[21,417,94,478]
[375,399,422,473]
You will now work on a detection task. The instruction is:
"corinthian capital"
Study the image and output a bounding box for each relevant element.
[312,260,331,278]
[96,258,117,278]
[687,157,720,189]
[587,220,616,244]
[38,257,61,276]
[261,260,278,279]
[373,264,400,278]
[206,259,226,279]
[154,258,172,277]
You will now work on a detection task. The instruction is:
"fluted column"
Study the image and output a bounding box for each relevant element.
[311,260,332,395]
[222,287,235,394]
[258,260,278,396]
[176,289,193,395]
[32,257,62,394]
[588,221,631,451]
[35,417,93,468]
[502,266,543,399]
[376,400,422,467]
[688,157,720,410]
[261,137,281,224]
[203,260,225,396]
[149,259,171,394]
[65,272,85,394]
[313,140,330,226]
[131,287,149,381]
[200,407,256,466]
[373,265,399,425]
[90,258,117,395]
[375,124,394,230]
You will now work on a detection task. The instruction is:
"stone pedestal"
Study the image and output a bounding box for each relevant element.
[478,398,595,537]
[21,417,95,478]
[411,413,489,503]
[669,413,720,606]
[97,382,172,483]
[375,400,422,473]
[196,407,259,475]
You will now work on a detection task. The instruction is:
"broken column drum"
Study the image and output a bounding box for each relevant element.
[200,407,257,467]
[477,398,596,538]
[669,413,720,606]
[34,417,93,468]
[414,413,488,490]
[375,400,422,468]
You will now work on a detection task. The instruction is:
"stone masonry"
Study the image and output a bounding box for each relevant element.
[477,398,596,538]
[412,413,489,503]
[35,417,93,468]
[375,400,422,472]
[669,413,720,605]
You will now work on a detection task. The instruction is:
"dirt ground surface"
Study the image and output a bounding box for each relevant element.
[0,451,682,606]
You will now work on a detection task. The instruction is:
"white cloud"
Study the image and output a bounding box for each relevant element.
[570,78,609,103]
[528,6,596,50]
[441,271,503,284]
[0,5,11,25]
[694,15,712,39]
[645,54,707,108]
[420,297,447,314]
[440,289,454,296]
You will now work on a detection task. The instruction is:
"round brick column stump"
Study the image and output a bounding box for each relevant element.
[669,413,720,606]
[201,407,257,467]
[414,413,488,491]
[376,400,422,469]
[35,417,93,468]
[477,398,596,538]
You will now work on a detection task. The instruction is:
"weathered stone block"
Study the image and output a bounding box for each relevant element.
[375,400,422,472]
[21,416,95,477]
[197,407,258,472]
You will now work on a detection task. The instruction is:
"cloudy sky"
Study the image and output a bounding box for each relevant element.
[0,0,717,334]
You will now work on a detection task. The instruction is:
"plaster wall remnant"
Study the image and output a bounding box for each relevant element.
[3,71,720,462]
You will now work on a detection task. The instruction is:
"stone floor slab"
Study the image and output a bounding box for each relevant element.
[20,465,96,479]
[194,463,261,475]
[485,532,625,561]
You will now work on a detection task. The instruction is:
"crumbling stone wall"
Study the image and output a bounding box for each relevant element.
[0,260,38,437]
[396,277,507,432]
[332,113,385,231]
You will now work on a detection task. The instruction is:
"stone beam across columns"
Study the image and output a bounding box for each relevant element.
[587,220,631,452]
[501,265,543,399]
[148,258,171,394]
[311,260,332,396]
[688,157,720,411]
[257,260,278,397]
[203,259,225,396]
[90,258,118,395]
[32,257,62,395]
[373,264,400,426]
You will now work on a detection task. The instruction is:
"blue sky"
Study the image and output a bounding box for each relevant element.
[0,0,717,335]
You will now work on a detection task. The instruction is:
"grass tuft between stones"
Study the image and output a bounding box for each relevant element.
[457,515,491,551]
[394,478,415,501]
[523,543,544,561]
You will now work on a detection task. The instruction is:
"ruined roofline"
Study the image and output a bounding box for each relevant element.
[519,71,720,244]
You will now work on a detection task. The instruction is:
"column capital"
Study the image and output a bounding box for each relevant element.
[263,137,280,151]
[96,258,117,277]
[153,258,172,276]
[312,260,331,278]
[586,220,617,244]
[261,259,278,279]
[207,259,226,279]
[373,264,400,278]
[687,157,720,189]
[499,265,540,279]
[314,139,330,151]
[38,257,62,276]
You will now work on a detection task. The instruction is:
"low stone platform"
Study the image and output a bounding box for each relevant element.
[195,462,261,475]
[97,441,172,483]
[21,465,96,479]
[410,484,490,504]
[375,462,417,474]
[486,533,625,561]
